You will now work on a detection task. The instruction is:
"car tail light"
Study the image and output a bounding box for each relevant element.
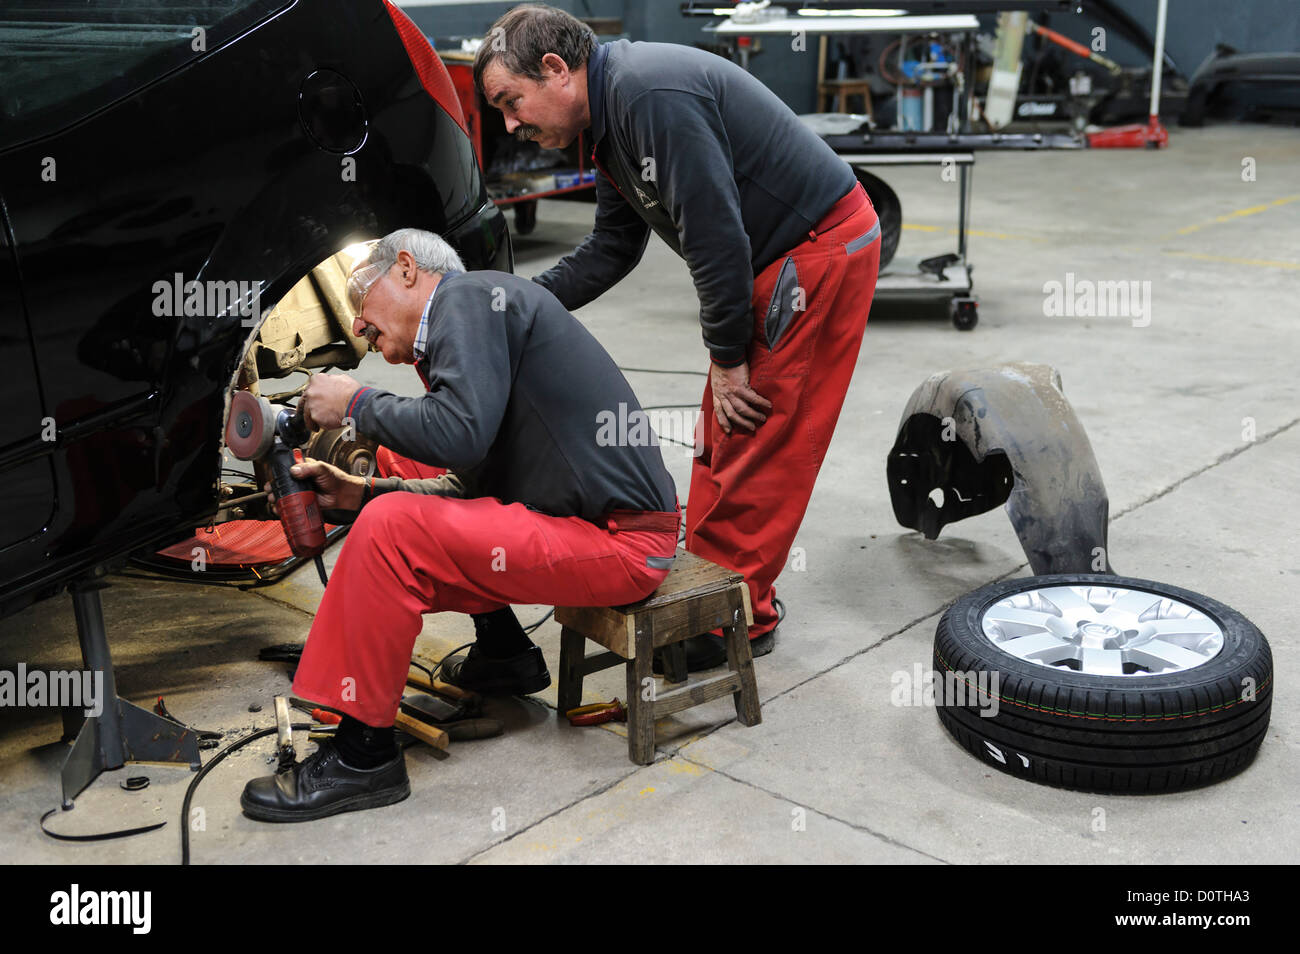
[382,0,470,137]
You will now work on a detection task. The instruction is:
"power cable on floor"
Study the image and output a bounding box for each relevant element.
[523,608,554,634]
[40,808,167,843]
[181,723,311,865]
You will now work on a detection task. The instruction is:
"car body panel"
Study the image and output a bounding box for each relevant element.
[0,210,57,549]
[887,362,1113,576]
[0,0,510,617]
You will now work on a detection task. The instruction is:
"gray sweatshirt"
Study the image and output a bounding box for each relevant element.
[535,40,856,366]
[346,271,677,523]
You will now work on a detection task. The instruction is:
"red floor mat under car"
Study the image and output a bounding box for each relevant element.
[155,519,339,569]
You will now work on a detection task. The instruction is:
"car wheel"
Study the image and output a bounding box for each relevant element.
[852,167,900,270]
[933,574,1273,794]
[950,297,978,330]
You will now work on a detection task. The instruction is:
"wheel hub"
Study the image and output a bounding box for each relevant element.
[980,584,1225,676]
[1077,621,1129,649]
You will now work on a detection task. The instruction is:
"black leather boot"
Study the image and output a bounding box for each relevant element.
[441,644,551,696]
[240,741,409,822]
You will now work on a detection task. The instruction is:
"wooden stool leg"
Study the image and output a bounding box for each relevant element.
[722,603,762,727]
[625,623,656,764]
[816,36,828,111]
[557,626,586,714]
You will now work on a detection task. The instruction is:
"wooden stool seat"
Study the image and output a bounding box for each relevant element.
[556,550,762,764]
[817,78,874,117]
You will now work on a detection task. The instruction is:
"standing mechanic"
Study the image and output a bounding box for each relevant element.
[240,229,678,821]
[475,5,880,671]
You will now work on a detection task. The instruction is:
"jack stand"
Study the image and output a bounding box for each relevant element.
[60,572,202,809]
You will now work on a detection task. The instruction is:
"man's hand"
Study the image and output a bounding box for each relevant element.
[298,373,362,431]
[709,361,771,434]
[265,459,365,514]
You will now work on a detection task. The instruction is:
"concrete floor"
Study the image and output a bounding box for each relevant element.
[2,122,1297,864]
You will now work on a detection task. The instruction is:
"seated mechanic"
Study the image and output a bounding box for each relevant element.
[241,228,679,822]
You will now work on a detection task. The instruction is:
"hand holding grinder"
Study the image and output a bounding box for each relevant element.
[225,391,327,560]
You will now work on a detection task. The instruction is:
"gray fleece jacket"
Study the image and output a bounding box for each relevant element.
[534,40,856,366]
[345,270,677,523]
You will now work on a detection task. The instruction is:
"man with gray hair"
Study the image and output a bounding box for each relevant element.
[476,4,880,672]
[240,228,679,821]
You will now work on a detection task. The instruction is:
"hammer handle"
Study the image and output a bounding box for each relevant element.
[394,711,450,750]
[406,667,478,704]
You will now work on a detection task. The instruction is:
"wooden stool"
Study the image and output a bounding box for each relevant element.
[555,550,762,764]
[815,36,874,119]
[817,78,874,118]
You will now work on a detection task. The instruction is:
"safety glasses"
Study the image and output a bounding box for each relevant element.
[345,255,390,321]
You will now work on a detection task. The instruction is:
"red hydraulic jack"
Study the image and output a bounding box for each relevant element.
[1088,115,1168,149]
[1088,0,1170,149]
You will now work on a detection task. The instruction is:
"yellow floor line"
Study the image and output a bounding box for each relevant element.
[899,222,1299,269]
[900,224,1050,242]
[1165,194,1300,238]
[1162,250,1300,271]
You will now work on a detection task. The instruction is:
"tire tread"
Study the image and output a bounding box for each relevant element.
[933,574,1273,794]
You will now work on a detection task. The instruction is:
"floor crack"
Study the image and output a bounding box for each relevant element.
[676,753,953,864]
[457,762,646,864]
[245,587,320,621]
[1111,415,1300,521]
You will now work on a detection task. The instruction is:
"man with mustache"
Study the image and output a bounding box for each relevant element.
[475,5,880,671]
[240,228,679,819]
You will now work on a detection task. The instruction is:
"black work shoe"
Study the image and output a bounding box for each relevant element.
[654,633,726,674]
[749,626,777,659]
[240,741,409,823]
[441,644,551,696]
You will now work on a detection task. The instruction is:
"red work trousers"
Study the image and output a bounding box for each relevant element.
[292,454,678,726]
[374,446,441,482]
[685,184,879,637]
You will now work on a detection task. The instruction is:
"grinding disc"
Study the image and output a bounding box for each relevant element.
[225,390,276,460]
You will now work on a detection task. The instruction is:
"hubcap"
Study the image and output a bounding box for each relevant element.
[980,584,1224,676]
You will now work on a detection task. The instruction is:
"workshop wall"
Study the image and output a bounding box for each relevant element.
[1045,0,1300,78]
[622,3,818,113]
[404,1,1300,115]
[404,0,623,44]
[404,0,818,112]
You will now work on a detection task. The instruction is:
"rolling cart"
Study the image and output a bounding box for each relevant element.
[842,150,978,329]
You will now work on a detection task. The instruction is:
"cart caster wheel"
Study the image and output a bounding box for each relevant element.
[513,199,538,236]
[951,297,978,331]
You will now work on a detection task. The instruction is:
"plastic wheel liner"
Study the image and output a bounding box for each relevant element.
[886,362,1112,575]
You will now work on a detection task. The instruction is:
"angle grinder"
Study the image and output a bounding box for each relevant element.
[225,391,328,571]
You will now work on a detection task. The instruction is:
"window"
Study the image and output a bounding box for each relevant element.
[0,0,288,147]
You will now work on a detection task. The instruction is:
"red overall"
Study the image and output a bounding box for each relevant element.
[685,184,879,637]
[292,449,678,726]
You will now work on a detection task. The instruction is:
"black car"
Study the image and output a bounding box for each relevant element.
[0,0,510,619]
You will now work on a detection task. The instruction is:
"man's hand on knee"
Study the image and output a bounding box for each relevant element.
[266,459,365,514]
[709,360,771,434]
